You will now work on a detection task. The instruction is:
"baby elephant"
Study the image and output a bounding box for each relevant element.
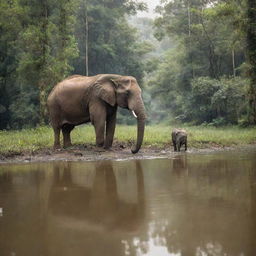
[172,128,187,152]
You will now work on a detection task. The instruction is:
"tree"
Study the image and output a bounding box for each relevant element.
[0,0,23,129]
[247,0,256,124]
[73,0,147,81]
[16,0,78,124]
[146,0,249,125]
[0,0,148,129]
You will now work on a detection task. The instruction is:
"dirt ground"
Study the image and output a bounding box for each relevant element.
[0,141,249,164]
[0,144,169,164]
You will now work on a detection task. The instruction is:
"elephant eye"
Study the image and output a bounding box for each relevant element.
[125,90,130,96]
[123,90,131,97]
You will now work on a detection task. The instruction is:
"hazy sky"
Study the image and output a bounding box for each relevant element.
[137,0,160,18]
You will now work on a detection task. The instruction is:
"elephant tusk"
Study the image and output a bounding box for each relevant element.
[132,110,137,119]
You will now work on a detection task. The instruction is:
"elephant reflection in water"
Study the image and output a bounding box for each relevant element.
[250,159,256,255]
[171,154,188,177]
[0,169,52,256]
[47,160,145,256]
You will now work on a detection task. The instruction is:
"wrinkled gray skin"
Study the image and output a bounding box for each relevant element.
[47,74,146,154]
[172,129,187,152]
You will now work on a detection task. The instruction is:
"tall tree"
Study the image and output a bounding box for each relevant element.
[0,0,23,129]
[148,0,248,124]
[0,0,148,129]
[247,0,256,124]
[17,0,78,124]
[74,0,147,81]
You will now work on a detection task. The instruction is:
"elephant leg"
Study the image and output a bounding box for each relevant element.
[94,120,106,147]
[177,140,181,152]
[53,126,61,149]
[62,124,74,148]
[104,109,117,149]
[91,105,106,147]
[185,140,187,151]
[173,140,177,151]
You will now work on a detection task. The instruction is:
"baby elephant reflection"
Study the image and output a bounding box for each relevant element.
[172,128,187,152]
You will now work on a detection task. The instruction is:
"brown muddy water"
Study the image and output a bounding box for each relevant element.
[0,150,256,256]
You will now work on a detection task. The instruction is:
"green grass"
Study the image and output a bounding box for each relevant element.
[0,125,255,155]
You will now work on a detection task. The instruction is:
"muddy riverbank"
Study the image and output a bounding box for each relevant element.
[1,142,256,164]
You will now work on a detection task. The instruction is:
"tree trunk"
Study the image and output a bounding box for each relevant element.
[247,0,256,124]
[232,48,236,78]
[39,0,49,125]
[85,2,89,76]
[39,83,48,125]
[187,0,194,78]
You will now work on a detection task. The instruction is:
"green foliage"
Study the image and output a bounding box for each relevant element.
[1,0,255,130]
[188,77,221,123]
[187,76,247,124]
[0,0,24,129]
[165,0,245,78]
[9,90,40,129]
[147,46,248,125]
[74,0,149,83]
[246,0,256,124]
[144,0,251,126]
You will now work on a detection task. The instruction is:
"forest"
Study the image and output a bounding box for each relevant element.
[1,0,256,130]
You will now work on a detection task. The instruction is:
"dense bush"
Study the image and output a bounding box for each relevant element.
[186,76,247,125]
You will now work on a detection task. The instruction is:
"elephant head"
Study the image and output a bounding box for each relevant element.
[95,74,146,154]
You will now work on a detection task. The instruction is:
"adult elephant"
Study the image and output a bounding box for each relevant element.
[47,74,146,154]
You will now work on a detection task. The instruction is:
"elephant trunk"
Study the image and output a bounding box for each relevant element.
[131,100,146,154]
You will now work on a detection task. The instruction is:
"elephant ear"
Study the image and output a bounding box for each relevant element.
[96,81,116,106]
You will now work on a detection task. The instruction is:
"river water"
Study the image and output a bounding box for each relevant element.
[0,149,256,256]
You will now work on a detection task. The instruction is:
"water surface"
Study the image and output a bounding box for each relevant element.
[0,150,256,256]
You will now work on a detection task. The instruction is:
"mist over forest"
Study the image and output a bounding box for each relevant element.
[1,0,256,129]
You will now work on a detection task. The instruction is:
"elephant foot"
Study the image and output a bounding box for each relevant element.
[63,143,72,148]
[96,142,104,147]
[103,143,112,150]
[104,147,113,152]
[95,146,106,152]
[53,144,61,150]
